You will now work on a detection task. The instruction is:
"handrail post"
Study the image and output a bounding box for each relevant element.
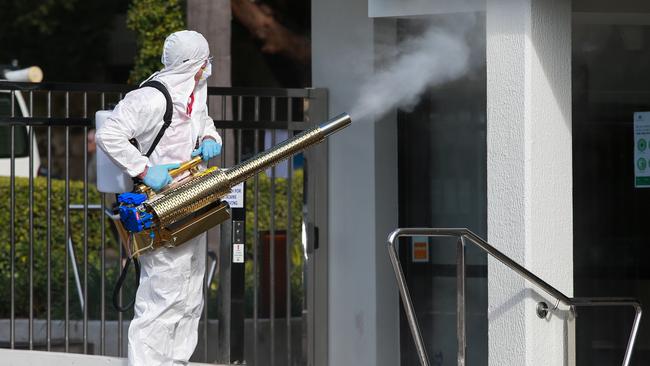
[622,305,643,366]
[387,236,430,366]
[457,237,467,366]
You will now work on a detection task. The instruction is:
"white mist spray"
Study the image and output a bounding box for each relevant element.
[350,20,473,120]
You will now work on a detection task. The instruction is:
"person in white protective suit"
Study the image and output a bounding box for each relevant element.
[96,30,221,366]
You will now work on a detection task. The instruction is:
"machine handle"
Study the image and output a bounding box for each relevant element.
[168,156,203,178]
[135,156,204,194]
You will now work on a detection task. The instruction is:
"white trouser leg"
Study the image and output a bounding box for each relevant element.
[128,233,207,366]
[172,234,206,363]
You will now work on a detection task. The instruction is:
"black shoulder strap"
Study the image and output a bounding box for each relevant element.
[140,80,173,158]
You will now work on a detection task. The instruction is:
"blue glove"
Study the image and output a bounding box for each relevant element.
[142,163,180,192]
[191,139,221,161]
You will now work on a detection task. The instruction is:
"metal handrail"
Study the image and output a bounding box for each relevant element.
[387,228,642,366]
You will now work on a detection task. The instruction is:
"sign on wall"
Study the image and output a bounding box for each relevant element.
[411,236,429,263]
[634,112,650,188]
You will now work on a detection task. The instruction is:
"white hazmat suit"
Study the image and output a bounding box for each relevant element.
[96,30,221,366]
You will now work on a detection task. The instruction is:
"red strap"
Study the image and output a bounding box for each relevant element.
[187,92,195,116]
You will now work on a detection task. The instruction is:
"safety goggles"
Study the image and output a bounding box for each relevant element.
[202,56,213,69]
[182,56,213,65]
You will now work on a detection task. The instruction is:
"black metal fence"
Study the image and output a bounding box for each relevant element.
[0,80,328,365]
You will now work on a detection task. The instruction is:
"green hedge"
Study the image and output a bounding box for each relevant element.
[1,171,306,320]
[0,177,121,319]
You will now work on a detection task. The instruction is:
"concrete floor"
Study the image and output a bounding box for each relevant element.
[0,348,224,366]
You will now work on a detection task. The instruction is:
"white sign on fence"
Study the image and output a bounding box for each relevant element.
[223,182,245,208]
[233,243,245,263]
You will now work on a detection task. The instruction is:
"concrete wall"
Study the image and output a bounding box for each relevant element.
[312,0,399,365]
[486,0,574,365]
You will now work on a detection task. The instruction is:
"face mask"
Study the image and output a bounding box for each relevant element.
[201,62,212,80]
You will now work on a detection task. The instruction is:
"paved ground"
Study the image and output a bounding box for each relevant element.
[0,348,223,366]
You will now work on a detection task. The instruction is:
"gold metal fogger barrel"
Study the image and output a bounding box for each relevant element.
[146,113,352,227]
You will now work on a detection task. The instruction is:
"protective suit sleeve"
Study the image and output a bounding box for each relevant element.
[96,90,166,177]
[198,107,222,146]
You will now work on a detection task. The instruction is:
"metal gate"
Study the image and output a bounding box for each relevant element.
[0,80,329,365]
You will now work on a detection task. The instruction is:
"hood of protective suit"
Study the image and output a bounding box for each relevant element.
[142,30,211,113]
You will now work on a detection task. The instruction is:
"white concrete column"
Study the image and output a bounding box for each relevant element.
[187,0,231,88]
[486,0,573,365]
[312,1,399,365]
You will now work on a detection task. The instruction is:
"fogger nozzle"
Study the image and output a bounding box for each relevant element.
[319,113,352,137]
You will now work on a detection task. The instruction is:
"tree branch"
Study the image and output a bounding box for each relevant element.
[231,0,310,64]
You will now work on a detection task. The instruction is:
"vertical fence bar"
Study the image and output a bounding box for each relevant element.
[252,97,260,365]
[100,92,106,355]
[221,95,227,167]
[83,94,89,353]
[218,95,226,360]
[221,96,231,361]
[254,96,260,122]
[220,95,226,167]
[251,96,260,365]
[101,192,106,355]
[117,91,124,357]
[238,95,243,122]
[252,96,260,365]
[287,97,295,365]
[65,91,70,352]
[253,126,260,366]
[221,96,227,318]
[28,90,34,350]
[457,237,467,366]
[83,91,89,354]
[287,96,294,365]
[118,241,123,357]
[202,94,214,362]
[203,219,208,360]
[287,97,292,123]
[235,95,243,362]
[10,90,16,350]
[47,91,52,351]
[270,106,277,366]
[236,118,244,363]
[286,131,293,366]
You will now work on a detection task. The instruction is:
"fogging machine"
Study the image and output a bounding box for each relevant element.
[113,113,351,258]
